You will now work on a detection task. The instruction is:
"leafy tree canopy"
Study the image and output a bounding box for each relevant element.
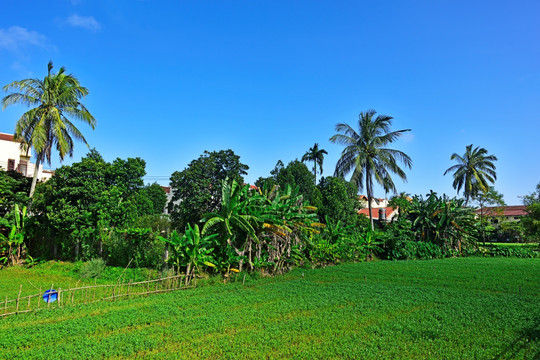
[30,149,155,260]
[142,183,168,215]
[521,181,540,206]
[317,176,361,227]
[168,149,249,230]
[0,170,30,216]
[521,182,540,241]
[276,160,322,209]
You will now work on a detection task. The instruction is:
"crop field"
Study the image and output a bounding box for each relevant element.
[0,257,539,359]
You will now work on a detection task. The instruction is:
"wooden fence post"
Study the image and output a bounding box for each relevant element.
[16,285,22,313]
[47,284,54,308]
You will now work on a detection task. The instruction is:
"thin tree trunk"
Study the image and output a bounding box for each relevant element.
[366,166,375,231]
[29,154,42,198]
[368,196,374,231]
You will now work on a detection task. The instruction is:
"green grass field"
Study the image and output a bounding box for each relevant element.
[1,257,539,359]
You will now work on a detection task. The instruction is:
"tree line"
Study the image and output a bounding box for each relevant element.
[1,61,539,275]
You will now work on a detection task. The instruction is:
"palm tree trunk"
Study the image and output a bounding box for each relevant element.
[313,160,317,184]
[368,195,374,231]
[366,173,374,231]
[29,153,42,198]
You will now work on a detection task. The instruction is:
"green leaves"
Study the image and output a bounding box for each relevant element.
[2,61,96,197]
[444,144,498,205]
[330,109,412,230]
[404,192,478,250]
[30,150,156,261]
[169,150,249,230]
[159,224,217,280]
[0,203,28,266]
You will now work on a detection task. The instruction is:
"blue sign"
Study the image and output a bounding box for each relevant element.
[42,289,58,303]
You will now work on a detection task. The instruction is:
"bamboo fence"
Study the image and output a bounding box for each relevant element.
[1,274,190,318]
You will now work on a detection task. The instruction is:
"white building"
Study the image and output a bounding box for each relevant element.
[0,133,54,181]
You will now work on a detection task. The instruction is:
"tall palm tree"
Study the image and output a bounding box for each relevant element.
[2,61,96,197]
[330,109,412,230]
[443,144,497,206]
[301,143,328,184]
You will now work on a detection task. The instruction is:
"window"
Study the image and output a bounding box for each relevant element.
[7,159,15,171]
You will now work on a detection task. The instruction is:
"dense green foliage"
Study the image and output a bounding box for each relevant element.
[168,150,249,230]
[521,182,540,241]
[0,170,30,216]
[141,183,168,215]
[0,204,28,266]
[317,176,362,227]
[275,160,322,209]
[0,257,538,359]
[256,160,322,210]
[2,61,96,197]
[28,150,161,261]
[382,192,478,259]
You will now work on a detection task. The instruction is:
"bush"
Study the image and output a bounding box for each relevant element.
[385,240,449,260]
[80,258,106,279]
[104,228,165,269]
[473,245,540,258]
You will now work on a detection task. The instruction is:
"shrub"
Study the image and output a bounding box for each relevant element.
[473,245,540,258]
[80,258,106,279]
[105,228,165,269]
[385,240,450,260]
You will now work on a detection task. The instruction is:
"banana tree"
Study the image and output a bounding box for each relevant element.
[251,183,319,273]
[0,204,27,266]
[158,224,217,284]
[202,178,258,273]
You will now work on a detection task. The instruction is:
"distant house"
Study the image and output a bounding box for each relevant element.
[357,195,399,222]
[474,206,528,224]
[358,195,389,209]
[358,206,398,222]
[0,132,54,181]
[162,186,173,215]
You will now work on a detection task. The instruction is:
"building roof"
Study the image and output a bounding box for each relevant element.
[162,186,171,194]
[474,205,528,217]
[0,133,17,142]
[358,206,396,220]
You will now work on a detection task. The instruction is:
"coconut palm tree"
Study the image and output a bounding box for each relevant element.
[330,109,412,230]
[301,143,328,184]
[443,144,497,206]
[2,61,96,197]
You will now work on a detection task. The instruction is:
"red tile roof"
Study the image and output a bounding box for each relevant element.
[0,133,17,142]
[358,207,396,220]
[474,206,528,217]
[162,186,171,194]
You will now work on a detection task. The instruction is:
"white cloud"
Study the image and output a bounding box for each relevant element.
[66,14,101,32]
[0,26,48,52]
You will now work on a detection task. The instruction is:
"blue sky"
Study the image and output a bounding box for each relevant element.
[1,0,539,205]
